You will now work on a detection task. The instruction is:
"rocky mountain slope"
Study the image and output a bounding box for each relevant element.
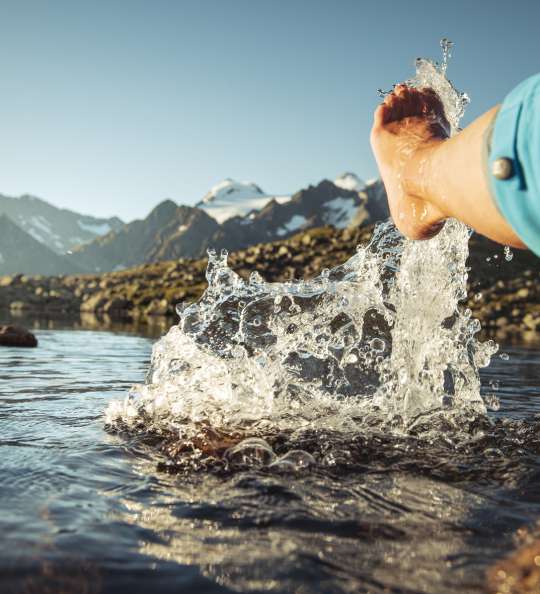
[71,177,387,273]
[0,193,123,254]
[0,214,85,276]
[70,200,220,272]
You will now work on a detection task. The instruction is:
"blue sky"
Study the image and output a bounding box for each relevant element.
[0,0,538,221]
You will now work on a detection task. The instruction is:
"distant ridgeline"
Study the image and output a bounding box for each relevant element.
[0,193,123,276]
[0,174,388,276]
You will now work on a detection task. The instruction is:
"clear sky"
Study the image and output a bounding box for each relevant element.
[0,0,538,222]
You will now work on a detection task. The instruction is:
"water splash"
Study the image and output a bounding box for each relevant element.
[106,41,496,446]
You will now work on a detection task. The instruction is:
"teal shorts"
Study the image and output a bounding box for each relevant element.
[488,73,540,255]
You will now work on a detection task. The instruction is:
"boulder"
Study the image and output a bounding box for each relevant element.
[0,325,38,347]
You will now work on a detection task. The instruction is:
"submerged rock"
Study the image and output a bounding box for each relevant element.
[0,325,38,347]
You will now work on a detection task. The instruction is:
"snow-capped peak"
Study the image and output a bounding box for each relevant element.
[201,178,265,205]
[198,178,290,224]
[334,172,365,193]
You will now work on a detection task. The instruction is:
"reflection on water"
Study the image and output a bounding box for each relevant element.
[2,328,540,593]
[2,309,172,338]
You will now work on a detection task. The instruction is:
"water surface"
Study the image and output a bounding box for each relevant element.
[2,328,540,594]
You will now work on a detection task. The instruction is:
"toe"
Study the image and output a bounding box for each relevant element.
[383,85,424,122]
[382,91,406,123]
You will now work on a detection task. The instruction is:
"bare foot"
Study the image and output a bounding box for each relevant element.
[370,84,451,240]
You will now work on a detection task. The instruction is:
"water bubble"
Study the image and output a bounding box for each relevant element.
[499,353,510,361]
[270,450,316,471]
[504,246,514,262]
[489,379,500,391]
[231,345,245,359]
[224,438,276,467]
[398,368,409,385]
[370,338,386,352]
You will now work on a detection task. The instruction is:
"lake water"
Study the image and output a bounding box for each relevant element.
[2,326,540,594]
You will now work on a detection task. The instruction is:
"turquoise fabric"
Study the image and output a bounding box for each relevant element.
[489,73,540,255]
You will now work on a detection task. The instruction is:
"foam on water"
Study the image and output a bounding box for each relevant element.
[105,42,497,443]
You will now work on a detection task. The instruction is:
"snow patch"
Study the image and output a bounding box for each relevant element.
[30,215,52,232]
[323,197,358,229]
[276,215,308,237]
[77,220,112,235]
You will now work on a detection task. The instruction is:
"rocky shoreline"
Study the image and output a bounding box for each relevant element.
[1,224,538,340]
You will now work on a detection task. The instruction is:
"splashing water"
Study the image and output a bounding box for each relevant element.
[106,43,496,446]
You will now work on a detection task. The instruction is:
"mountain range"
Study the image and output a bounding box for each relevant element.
[0,214,83,276]
[0,173,389,275]
[0,193,123,254]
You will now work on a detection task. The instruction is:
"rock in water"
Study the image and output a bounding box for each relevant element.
[0,325,38,347]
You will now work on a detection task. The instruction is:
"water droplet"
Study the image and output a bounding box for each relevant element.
[499,353,509,361]
[489,379,500,391]
[440,37,454,73]
[345,353,358,364]
[474,293,482,301]
[249,271,263,284]
[485,394,500,411]
[504,246,514,261]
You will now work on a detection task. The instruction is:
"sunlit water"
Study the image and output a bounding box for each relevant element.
[3,329,540,594]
